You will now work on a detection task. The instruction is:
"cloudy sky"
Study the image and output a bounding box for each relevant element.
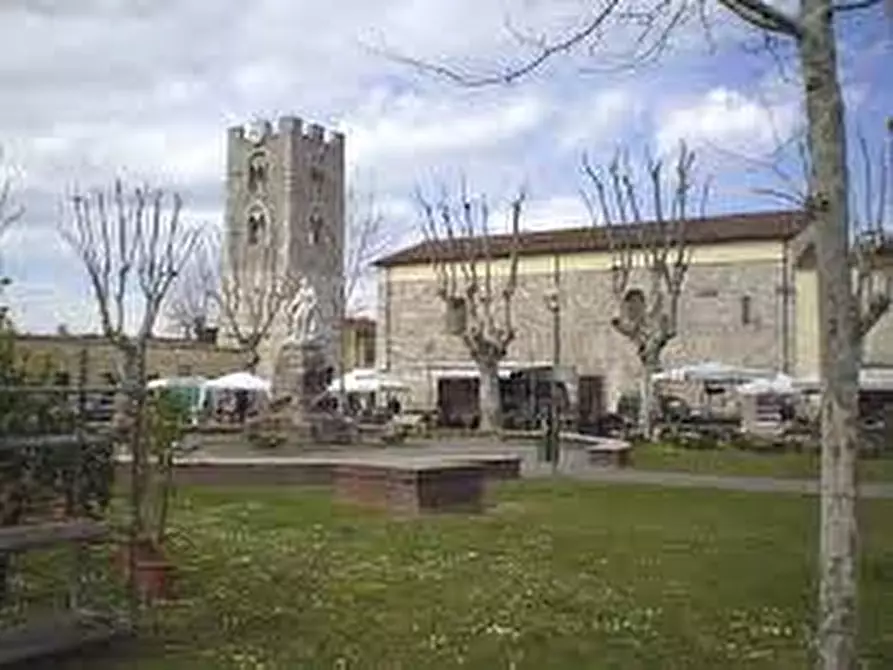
[0,0,889,334]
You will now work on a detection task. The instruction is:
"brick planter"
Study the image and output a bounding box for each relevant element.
[334,458,486,516]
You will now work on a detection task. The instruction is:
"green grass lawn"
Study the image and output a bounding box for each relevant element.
[633,443,893,482]
[54,481,893,670]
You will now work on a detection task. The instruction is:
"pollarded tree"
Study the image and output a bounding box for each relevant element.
[417,186,525,432]
[582,144,707,439]
[58,180,201,539]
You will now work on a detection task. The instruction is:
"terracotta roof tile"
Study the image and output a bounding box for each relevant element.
[374,209,807,267]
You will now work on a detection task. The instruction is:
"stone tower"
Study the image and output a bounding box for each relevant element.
[223,116,345,378]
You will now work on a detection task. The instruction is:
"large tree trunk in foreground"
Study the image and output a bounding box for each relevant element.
[477,358,501,432]
[800,2,860,668]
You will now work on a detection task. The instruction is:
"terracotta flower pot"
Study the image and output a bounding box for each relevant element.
[116,540,173,601]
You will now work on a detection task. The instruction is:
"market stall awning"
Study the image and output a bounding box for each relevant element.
[794,367,893,392]
[205,372,272,394]
[147,376,208,390]
[327,368,410,394]
[737,374,796,396]
[652,362,776,384]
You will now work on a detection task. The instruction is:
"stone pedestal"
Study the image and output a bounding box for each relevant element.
[273,341,328,409]
[256,340,355,445]
[268,341,329,439]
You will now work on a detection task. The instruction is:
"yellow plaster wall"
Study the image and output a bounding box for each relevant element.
[794,268,819,379]
[387,240,786,281]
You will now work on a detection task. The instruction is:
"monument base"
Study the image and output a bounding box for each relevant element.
[272,339,328,409]
[245,339,357,447]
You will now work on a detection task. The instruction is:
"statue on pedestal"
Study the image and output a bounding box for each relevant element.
[285,277,323,346]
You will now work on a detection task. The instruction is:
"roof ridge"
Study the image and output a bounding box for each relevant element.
[375,209,806,268]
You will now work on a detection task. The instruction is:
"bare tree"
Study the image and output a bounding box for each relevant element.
[343,185,393,316]
[0,148,23,307]
[323,184,393,404]
[387,1,891,663]
[582,144,707,439]
[215,216,297,372]
[164,230,220,339]
[58,179,201,540]
[0,148,23,241]
[850,130,892,350]
[417,186,525,432]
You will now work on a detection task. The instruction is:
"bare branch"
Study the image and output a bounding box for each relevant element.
[852,123,893,340]
[415,182,526,430]
[214,213,296,369]
[375,0,623,87]
[0,147,24,240]
[58,179,200,349]
[832,0,886,10]
[334,183,394,316]
[164,228,221,337]
[716,0,804,38]
[580,143,706,436]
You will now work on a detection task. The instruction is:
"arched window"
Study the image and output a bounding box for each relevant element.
[247,206,267,245]
[621,288,646,326]
[309,166,325,201]
[309,214,323,245]
[247,152,268,194]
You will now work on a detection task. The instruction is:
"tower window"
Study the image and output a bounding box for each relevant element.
[310,167,325,201]
[309,214,323,245]
[247,210,266,244]
[740,295,753,325]
[247,152,268,194]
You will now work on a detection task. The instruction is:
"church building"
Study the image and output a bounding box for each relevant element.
[374,210,893,426]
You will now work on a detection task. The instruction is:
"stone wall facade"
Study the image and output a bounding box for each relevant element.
[377,242,799,414]
[342,317,376,371]
[14,334,246,385]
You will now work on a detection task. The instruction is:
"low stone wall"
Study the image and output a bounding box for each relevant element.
[114,454,521,488]
[333,459,486,515]
[559,432,632,468]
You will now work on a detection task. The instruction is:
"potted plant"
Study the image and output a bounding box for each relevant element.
[117,391,191,601]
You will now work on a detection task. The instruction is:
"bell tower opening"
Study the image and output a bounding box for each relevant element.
[247,151,268,195]
[246,205,267,245]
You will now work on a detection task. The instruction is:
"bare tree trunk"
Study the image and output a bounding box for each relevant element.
[245,348,261,374]
[639,352,660,441]
[120,345,148,539]
[800,2,860,667]
[478,358,501,432]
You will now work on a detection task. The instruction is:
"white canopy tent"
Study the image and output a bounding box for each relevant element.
[147,375,208,390]
[737,374,797,396]
[205,372,272,394]
[794,367,893,393]
[652,361,777,385]
[326,368,410,395]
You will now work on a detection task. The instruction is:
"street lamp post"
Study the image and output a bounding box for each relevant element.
[544,288,561,471]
